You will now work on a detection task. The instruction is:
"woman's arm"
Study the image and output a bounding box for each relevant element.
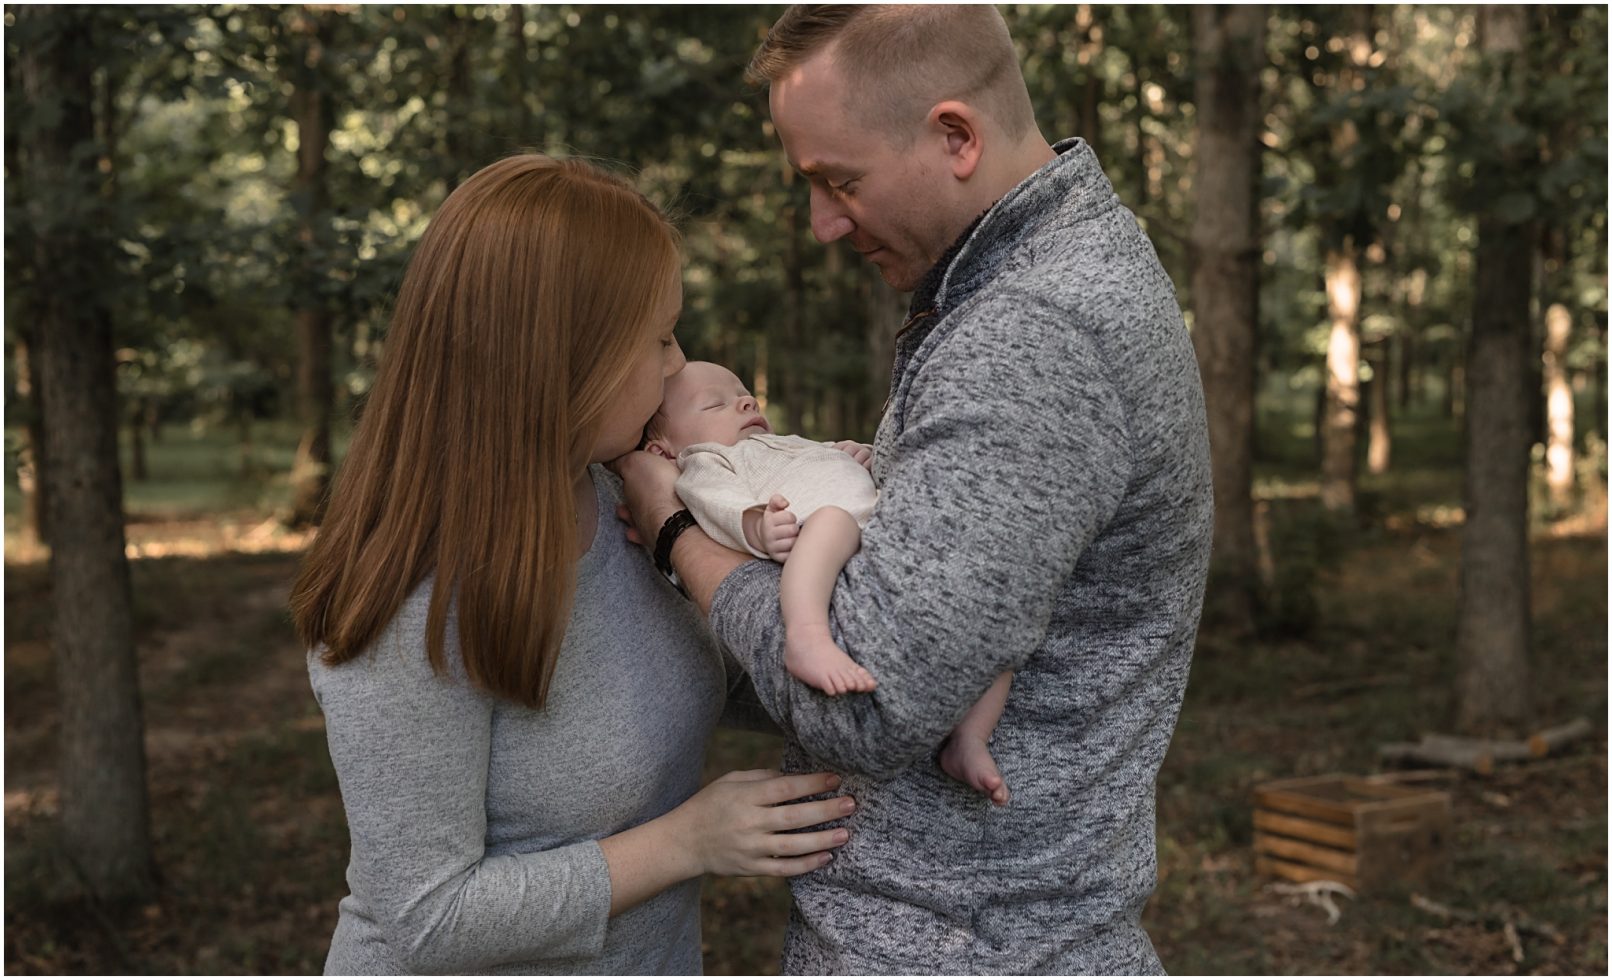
[314,632,613,972]
[313,618,842,971]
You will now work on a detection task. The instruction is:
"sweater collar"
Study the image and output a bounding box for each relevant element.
[907,138,1111,318]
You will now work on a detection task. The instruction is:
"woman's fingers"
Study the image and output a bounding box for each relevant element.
[767,796,856,831]
[754,771,844,806]
[759,852,835,877]
[765,827,849,857]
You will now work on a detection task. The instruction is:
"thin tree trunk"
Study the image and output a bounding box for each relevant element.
[1072,5,1103,156]
[781,164,807,437]
[13,329,50,544]
[1321,240,1362,512]
[1595,316,1607,443]
[1455,4,1533,734]
[507,4,534,144]
[1132,49,1148,211]
[1367,342,1391,475]
[145,398,161,444]
[1318,9,1376,515]
[128,401,147,482]
[1543,301,1574,507]
[1398,325,1416,410]
[288,9,335,527]
[1189,5,1264,632]
[19,4,153,900]
[444,7,473,189]
[865,264,907,438]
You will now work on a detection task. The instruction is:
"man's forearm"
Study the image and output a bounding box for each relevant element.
[672,526,753,616]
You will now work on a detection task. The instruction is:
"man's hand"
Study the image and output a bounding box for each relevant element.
[609,450,684,549]
[831,440,873,472]
[744,494,799,562]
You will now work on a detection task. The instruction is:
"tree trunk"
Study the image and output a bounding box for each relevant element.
[288,9,335,528]
[507,4,533,144]
[1189,5,1264,632]
[1367,342,1391,475]
[444,7,473,190]
[781,164,807,437]
[865,264,906,431]
[128,400,148,482]
[1542,302,1574,508]
[19,4,153,901]
[1397,326,1416,410]
[1455,5,1533,734]
[13,328,50,544]
[1131,49,1149,210]
[145,398,162,444]
[1321,241,1362,512]
[1071,5,1104,157]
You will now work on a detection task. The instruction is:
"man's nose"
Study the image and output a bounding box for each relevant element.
[809,185,855,244]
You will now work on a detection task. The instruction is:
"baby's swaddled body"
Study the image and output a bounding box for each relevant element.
[676,433,878,559]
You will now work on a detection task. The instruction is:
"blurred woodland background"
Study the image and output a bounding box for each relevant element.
[4,4,1607,974]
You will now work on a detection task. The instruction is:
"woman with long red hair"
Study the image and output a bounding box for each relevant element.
[291,155,848,974]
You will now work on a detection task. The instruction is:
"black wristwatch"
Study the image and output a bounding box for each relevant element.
[653,509,698,598]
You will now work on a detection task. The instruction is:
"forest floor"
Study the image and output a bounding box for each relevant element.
[4,419,1607,974]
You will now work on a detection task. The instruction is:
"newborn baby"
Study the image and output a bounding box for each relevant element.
[643,361,1014,804]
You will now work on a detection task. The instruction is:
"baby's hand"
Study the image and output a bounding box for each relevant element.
[832,440,873,472]
[758,495,799,561]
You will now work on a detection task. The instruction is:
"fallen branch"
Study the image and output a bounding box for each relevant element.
[1380,719,1598,774]
[1269,880,1357,925]
[1503,920,1524,964]
[1410,893,1564,944]
[1379,740,1501,774]
[1528,717,1594,757]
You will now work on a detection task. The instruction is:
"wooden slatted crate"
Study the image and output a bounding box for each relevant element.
[1253,775,1452,892]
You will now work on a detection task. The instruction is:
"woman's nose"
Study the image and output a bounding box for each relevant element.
[664,339,686,377]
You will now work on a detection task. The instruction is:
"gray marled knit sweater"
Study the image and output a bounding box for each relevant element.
[709,138,1212,974]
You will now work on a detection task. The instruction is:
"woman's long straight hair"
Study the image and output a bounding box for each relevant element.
[290,155,680,708]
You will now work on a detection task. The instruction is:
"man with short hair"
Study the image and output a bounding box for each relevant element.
[616,4,1212,973]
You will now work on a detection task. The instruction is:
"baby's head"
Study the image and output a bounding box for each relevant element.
[643,361,773,459]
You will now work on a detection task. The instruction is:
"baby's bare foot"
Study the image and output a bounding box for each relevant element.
[939,731,1010,805]
[785,629,876,696]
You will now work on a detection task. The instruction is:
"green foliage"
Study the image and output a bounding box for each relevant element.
[3,4,1606,476]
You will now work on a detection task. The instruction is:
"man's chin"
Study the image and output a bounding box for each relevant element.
[877,265,921,293]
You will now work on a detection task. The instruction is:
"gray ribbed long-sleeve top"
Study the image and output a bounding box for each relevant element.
[709,138,1213,973]
[308,467,728,975]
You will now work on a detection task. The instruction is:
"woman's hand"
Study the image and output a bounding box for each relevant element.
[673,769,852,877]
[831,440,874,472]
[609,450,684,548]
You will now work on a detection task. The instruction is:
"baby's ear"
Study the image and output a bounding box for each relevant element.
[645,439,676,460]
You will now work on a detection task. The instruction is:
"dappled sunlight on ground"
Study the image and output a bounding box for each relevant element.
[5,518,316,567]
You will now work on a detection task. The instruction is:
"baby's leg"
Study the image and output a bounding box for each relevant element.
[780,506,877,696]
[939,671,1014,805]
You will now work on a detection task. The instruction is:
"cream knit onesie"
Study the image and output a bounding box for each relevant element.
[675,433,878,559]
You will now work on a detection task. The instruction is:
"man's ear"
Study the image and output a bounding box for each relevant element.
[645,439,677,460]
[928,101,983,181]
